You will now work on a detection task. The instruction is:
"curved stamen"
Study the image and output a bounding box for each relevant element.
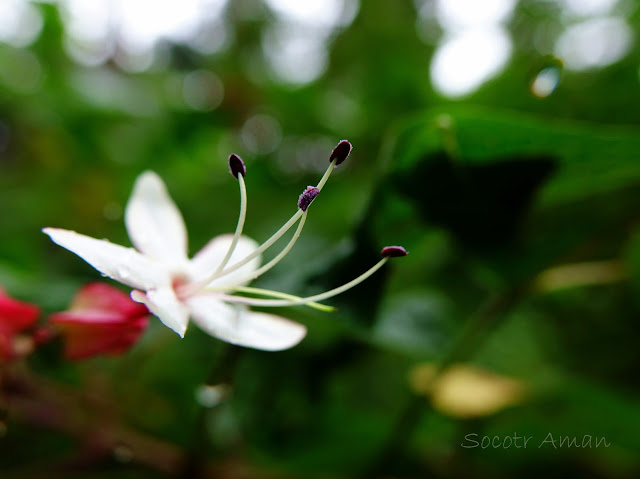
[224,286,335,312]
[215,169,248,274]
[190,158,340,293]
[316,157,338,191]
[215,256,391,307]
[222,211,308,288]
[329,139,352,166]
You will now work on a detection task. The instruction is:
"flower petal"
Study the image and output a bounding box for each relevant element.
[186,295,306,351]
[125,171,189,264]
[131,286,189,337]
[43,228,170,290]
[189,234,260,287]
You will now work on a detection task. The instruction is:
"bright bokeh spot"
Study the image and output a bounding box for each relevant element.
[114,0,227,51]
[435,0,516,29]
[531,66,561,98]
[429,0,515,98]
[263,25,329,85]
[262,0,359,85]
[0,0,42,47]
[560,0,619,17]
[61,0,112,65]
[265,0,346,27]
[431,28,511,98]
[555,17,632,70]
[57,0,228,67]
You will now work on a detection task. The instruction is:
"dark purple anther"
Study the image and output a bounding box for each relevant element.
[298,186,319,211]
[228,154,246,179]
[381,246,408,258]
[329,139,352,166]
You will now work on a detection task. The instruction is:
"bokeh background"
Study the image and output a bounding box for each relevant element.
[2,0,640,478]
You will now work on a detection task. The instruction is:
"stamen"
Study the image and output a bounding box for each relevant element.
[297,186,319,212]
[201,209,304,286]
[330,139,352,166]
[225,286,335,312]
[214,156,249,274]
[203,156,343,286]
[218,246,407,307]
[228,153,246,179]
[381,246,408,257]
[316,158,339,190]
[188,140,354,295]
[215,211,308,289]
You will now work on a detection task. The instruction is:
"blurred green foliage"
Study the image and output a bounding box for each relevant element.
[1,1,640,478]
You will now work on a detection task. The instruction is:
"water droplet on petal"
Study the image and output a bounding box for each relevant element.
[116,267,130,279]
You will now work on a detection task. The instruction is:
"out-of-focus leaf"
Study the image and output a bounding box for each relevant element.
[391,107,640,207]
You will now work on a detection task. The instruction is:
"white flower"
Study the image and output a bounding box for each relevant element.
[44,141,407,352]
[44,171,306,351]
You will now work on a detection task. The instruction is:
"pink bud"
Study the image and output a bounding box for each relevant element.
[0,287,40,360]
[49,283,149,360]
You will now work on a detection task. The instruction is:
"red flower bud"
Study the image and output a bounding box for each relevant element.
[49,283,150,360]
[0,288,40,360]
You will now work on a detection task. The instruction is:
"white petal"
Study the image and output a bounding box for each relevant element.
[186,295,306,351]
[43,228,170,290]
[125,171,188,264]
[131,286,189,337]
[189,234,260,287]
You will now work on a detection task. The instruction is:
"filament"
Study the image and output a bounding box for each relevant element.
[216,257,389,307]
[215,173,248,274]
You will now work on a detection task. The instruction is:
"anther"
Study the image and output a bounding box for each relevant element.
[298,186,319,211]
[381,246,408,257]
[228,154,246,179]
[329,140,352,166]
